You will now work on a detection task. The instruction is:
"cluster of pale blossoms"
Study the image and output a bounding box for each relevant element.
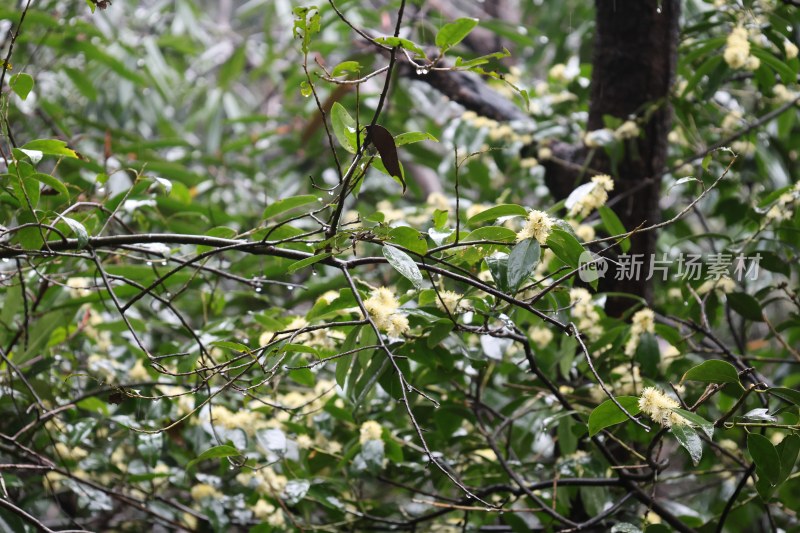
[723,26,761,70]
[364,287,410,337]
[569,174,614,219]
[569,288,603,341]
[436,289,471,314]
[516,209,554,244]
[614,120,641,140]
[697,275,736,296]
[764,182,800,224]
[624,308,656,357]
[638,386,687,428]
[529,325,554,349]
[359,420,383,444]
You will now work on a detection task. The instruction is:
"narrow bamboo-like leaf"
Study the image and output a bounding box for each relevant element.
[597,206,630,252]
[288,253,331,273]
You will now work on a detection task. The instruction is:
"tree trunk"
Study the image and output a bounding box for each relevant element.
[589,0,680,316]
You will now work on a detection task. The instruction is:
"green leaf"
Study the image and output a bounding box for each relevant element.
[748,433,781,485]
[546,229,585,269]
[63,66,98,100]
[10,72,33,100]
[485,253,509,293]
[435,18,479,50]
[263,195,319,220]
[672,409,714,439]
[218,45,247,88]
[393,131,438,146]
[507,238,540,292]
[463,226,517,242]
[186,445,241,470]
[331,60,361,77]
[63,217,89,249]
[374,37,426,58]
[466,204,527,225]
[768,387,800,407]
[454,49,511,68]
[777,434,800,484]
[388,226,428,255]
[727,292,764,322]
[587,396,641,437]
[330,102,358,154]
[635,333,660,377]
[22,139,79,159]
[597,206,630,252]
[383,245,424,289]
[681,360,740,384]
[288,253,331,273]
[31,173,69,199]
[672,424,703,466]
[210,340,251,352]
[750,46,796,84]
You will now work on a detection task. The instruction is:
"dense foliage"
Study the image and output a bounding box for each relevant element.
[0,0,799,531]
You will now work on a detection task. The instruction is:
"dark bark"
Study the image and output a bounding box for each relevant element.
[589,0,680,316]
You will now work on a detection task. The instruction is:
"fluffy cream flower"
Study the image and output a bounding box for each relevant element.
[624,308,656,357]
[615,120,640,140]
[569,288,603,341]
[516,210,554,244]
[724,26,759,70]
[638,386,686,427]
[697,276,736,295]
[364,287,409,336]
[436,290,470,314]
[529,326,554,349]
[191,483,222,501]
[359,420,383,444]
[785,39,799,60]
[568,175,614,219]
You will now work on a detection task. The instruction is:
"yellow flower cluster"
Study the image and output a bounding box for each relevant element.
[436,289,471,315]
[697,276,736,295]
[614,120,640,140]
[569,288,603,341]
[765,183,800,224]
[516,209,554,244]
[364,287,410,337]
[785,39,799,59]
[236,466,288,494]
[190,483,222,501]
[638,386,686,427]
[251,499,285,526]
[529,326,553,349]
[460,111,534,145]
[723,26,760,70]
[359,420,383,444]
[624,308,656,357]
[569,175,614,219]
